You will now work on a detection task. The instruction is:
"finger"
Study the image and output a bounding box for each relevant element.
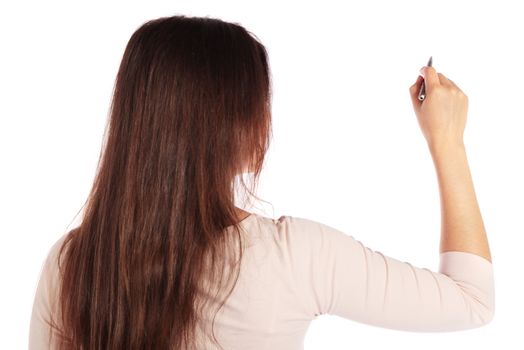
[445,76,459,89]
[438,72,464,95]
[419,66,440,91]
[409,75,424,95]
[437,72,453,87]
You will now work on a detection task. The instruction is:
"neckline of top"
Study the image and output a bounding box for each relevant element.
[238,212,258,225]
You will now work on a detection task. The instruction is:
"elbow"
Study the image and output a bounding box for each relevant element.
[444,298,494,332]
[438,251,495,331]
[453,278,495,330]
[464,288,495,329]
[476,301,495,326]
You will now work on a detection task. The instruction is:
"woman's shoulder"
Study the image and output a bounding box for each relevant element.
[40,230,75,280]
[253,212,350,246]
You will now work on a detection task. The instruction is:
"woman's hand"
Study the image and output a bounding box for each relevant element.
[409,66,468,151]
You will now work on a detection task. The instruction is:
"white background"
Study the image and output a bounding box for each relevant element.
[1,0,523,349]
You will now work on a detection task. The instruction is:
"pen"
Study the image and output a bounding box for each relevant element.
[418,56,433,101]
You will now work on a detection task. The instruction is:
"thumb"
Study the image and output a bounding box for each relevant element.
[419,66,440,92]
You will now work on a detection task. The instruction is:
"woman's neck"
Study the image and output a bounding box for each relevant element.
[235,207,251,222]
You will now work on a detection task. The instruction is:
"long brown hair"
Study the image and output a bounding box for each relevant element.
[48,14,272,349]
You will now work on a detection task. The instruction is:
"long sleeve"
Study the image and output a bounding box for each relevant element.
[288,216,495,332]
[29,235,66,349]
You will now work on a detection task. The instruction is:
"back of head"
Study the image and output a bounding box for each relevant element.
[50,14,272,350]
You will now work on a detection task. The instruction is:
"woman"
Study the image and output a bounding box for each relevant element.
[29,14,494,350]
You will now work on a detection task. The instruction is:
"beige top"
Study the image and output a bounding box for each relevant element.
[29,212,495,349]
